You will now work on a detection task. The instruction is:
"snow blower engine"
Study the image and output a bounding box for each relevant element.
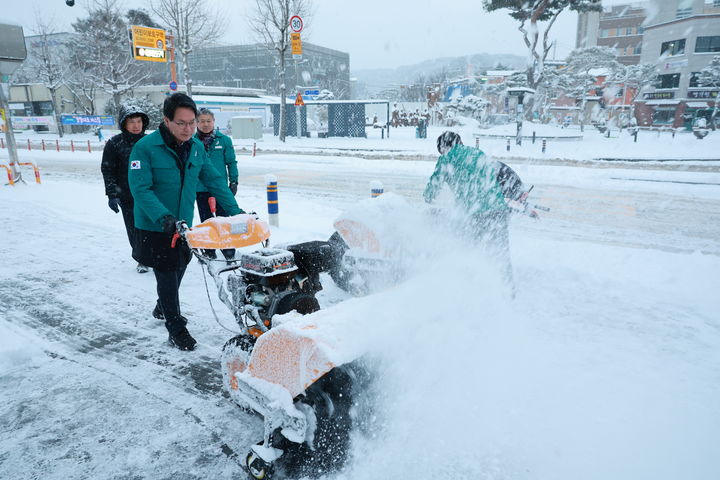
[175,208,340,338]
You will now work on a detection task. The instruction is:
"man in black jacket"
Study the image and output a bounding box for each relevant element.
[101,104,150,273]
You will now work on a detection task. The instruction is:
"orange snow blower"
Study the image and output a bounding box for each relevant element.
[174,202,368,480]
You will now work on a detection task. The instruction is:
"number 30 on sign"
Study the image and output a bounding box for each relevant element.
[290,15,303,33]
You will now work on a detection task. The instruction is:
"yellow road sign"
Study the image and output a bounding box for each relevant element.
[290,33,302,56]
[130,25,167,62]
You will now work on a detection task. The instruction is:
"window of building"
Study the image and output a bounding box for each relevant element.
[600,29,609,38]
[689,72,702,88]
[695,36,720,53]
[661,39,686,56]
[676,7,692,17]
[626,27,634,35]
[638,26,644,34]
[652,108,676,125]
[715,0,720,7]
[634,44,642,55]
[616,87,625,97]
[657,73,681,89]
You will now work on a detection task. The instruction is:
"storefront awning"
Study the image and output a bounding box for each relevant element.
[686,102,710,108]
[645,100,680,105]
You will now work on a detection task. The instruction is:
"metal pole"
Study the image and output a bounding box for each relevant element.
[0,83,21,181]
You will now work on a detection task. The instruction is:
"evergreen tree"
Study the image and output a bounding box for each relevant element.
[698,55,720,129]
[483,0,602,89]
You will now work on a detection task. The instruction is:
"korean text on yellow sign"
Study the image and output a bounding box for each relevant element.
[131,25,167,62]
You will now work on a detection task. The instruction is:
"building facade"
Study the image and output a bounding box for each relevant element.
[637,0,720,127]
[187,42,351,100]
[577,3,647,65]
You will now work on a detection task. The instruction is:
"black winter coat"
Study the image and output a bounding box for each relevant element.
[101,132,145,199]
[100,104,150,200]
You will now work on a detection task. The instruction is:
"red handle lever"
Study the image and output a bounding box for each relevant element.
[208,197,217,216]
[171,232,180,248]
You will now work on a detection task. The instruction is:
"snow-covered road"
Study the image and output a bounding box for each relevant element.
[1,149,719,480]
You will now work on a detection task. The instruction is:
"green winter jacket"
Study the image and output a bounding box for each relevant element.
[423,144,507,215]
[128,129,242,232]
[195,130,238,192]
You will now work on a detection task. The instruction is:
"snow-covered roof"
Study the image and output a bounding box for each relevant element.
[486,70,518,77]
[192,95,271,106]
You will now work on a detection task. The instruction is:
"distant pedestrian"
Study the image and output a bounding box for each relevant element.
[101,104,150,273]
[128,93,243,351]
[195,108,239,261]
[96,126,104,142]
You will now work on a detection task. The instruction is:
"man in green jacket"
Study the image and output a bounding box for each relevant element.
[195,108,238,260]
[424,131,525,295]
[129,93,244,351]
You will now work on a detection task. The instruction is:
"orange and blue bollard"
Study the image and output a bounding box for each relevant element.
[266,175,279,227]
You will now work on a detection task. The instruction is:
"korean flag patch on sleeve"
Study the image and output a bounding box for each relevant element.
[130,160,141,169]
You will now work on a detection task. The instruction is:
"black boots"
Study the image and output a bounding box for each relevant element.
[153,302,195,350]
[168,326,197,351]
[152,302,188,325]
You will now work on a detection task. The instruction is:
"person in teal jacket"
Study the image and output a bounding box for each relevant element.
[129,93,244,351]
[195,108,238,260]
[424,131,525,295]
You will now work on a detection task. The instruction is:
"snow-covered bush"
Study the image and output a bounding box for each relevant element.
[443,95,488,125]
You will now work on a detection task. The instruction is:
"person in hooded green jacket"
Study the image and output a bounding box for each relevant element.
[128,93,244,351]
[195,108,238,260]
[424,131,525,295]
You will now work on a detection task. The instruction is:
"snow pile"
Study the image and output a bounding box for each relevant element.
[0,321,48,372]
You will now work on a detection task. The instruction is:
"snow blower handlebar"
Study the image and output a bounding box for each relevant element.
[508,185,550,218]
[171,220,190,248]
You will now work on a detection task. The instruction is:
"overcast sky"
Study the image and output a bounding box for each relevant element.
[2,0,581,71]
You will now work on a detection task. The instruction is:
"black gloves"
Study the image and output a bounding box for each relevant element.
[161,214,178,234]
[108,197,120,213]
[229,182,238,196]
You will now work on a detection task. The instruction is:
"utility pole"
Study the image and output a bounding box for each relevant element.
[0,22,27,183]
[0,83,22,181]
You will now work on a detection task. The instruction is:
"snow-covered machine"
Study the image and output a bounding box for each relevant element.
[176,209,367,479]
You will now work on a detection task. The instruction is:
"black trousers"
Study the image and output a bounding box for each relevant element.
[196,191,235,260]
[154,264,188,336]
[119,197,136,251]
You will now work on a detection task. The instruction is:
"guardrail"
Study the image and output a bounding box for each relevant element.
[0,138,106,153]
[0,161,42,186]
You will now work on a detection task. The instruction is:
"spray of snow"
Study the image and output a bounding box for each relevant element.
[320,194,720,480]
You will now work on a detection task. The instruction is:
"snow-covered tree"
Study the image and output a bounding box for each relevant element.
[151,0,226,97]
[697,55,720,129]
[444,95,489,125]
[483,0,602,89]
[250,0,312,143]
[558,46,621,131]
[13,15,71,136]
[71,0,151,114]
[610,63,657,122]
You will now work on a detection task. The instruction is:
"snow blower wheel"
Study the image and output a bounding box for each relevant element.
[246,451,272,480]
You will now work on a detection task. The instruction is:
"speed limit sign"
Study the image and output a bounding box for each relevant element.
[290,15,303,33]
